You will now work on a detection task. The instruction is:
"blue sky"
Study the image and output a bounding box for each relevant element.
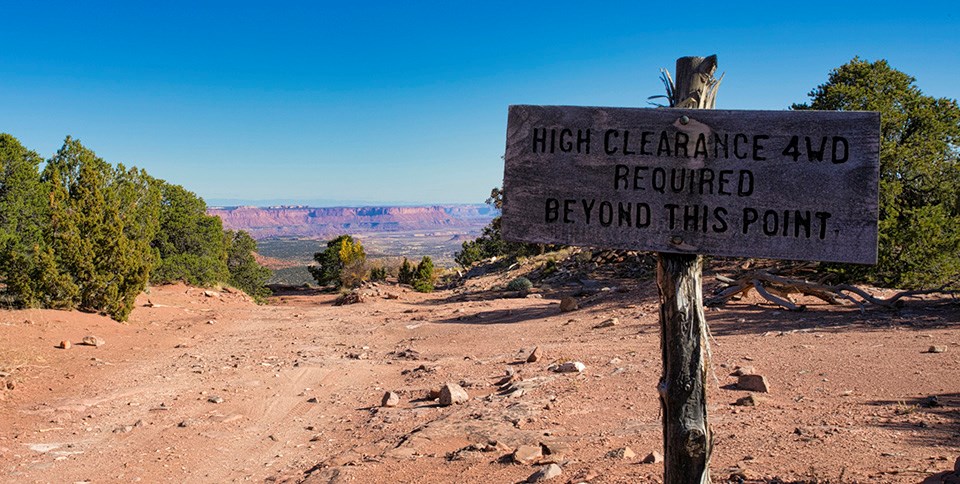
[1,1,957,206]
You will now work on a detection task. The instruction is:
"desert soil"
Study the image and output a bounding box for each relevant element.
[1,273,958,483]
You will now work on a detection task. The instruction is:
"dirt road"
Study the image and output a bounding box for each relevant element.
[1,279,958,483]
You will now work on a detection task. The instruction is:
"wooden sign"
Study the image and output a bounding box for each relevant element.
[502,105,880,264]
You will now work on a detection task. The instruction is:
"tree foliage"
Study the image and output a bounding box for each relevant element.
[794,58,960,288]
[454,188,550,268]
[151,182,229,286]
[226,230,272,302]
[309,235,367,288]
[0,134,273,319]
[411,256,435,293]
[397,257,415,285]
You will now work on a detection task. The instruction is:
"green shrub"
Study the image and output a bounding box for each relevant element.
[506,276,533,292]
[794,58,960,288]
[397,257,415,285]
[411,256,435,293]
[309,235,367,288]
[369,266,387,281]
[225,230,272,303]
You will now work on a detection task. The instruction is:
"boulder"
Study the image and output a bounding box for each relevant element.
[439,383,469,406]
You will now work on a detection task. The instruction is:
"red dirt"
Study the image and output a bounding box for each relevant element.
[1,278,958,483]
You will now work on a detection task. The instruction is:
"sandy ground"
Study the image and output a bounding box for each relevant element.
[1,274,958,483]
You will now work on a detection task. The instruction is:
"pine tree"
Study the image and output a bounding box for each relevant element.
[412,256,435,293]
[151,181,229,286]
[794,58,960,288]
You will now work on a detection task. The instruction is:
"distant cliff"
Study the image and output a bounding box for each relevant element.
[208,204,496,239]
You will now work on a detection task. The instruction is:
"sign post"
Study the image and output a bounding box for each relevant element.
[500,55,879,481]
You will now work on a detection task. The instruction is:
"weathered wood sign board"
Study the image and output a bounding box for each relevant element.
[502,105,880,264]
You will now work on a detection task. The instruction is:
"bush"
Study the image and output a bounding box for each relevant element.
[454,188,554,268]
[369,266,387,281]
[411,256,435,293]
[506,276,533,292]
[309,235,367,288]
[794,58,960,289]
[226,230,272,303]
[151,182,228,286]
[397,257,415,285]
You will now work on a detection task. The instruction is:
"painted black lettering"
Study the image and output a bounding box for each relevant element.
[533,128,547,153]
[636,203,651,228]
[617,202,632,227]
[718,170,733,195]
[665,204,680,229]
[563,199,574,223]
[683,204,700,231]
[545,198,559,223]
[599,201,613,227]
[694,133,708,158]
[712,207,728,233]
[714,133,729,158]
[733,134,748,159]
[559,128,573,152]
[832,137,848,163]
[738,170,754,196]
[762,210,778,236]
[806,136,826,161]
[652,168,666,193]
[577,129,591,154]
[622,130,636,155]
[816,211,831,239]
[795,210,811,238]
[657,131,672,157]
[753,135,769,161]
[581,199,596,224]
[604,129,619,155]
[633,166,648,190]
[640,131,653,155]
[782,135,801,161]
[670,168,686,192]
[675,132,689,158]
[698,168,715,194]
[614,164,629,190]
[742,207,758,234]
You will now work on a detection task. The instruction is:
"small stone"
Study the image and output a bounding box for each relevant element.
[527,346,542,363]
[381,391,400,407]
[737,374,770,393]
[731,366,756,376]
[513,444,543,465]
[203,290,221,298]
[733,394,768,406]
[208,396,224,404]
[178,420,189,428]
[927,345,947,353]
[439,383,469,406]
[559,297,578,312]
[594,318,618,329]
[307,397,320,403]
[642,450,663,464]
[5,380,14,390]
[81,335,105,347]
[608,446,636,459]
[206,320,216,325]
[552,361,586,373]
[427,388,441,400]
[527,463,562,482]
[59,340,71,349]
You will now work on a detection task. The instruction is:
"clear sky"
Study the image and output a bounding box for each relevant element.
[1,1,957,206]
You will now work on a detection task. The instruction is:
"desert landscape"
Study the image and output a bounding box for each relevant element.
[1,252,958,483]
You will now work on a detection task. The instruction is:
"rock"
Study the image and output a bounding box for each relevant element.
[439,383,469,406]
[737,374,770,393]
[178,420,190,428]
[731,366,756,376]
[208,396,224,404]
[526,294,543,299]
[307,397,320,403]
[513,444,543,465]
[594,318,618,329]
[733,394,768,406]
[58,340,71,350]
[642,450,663,464]
[527,463,562,482]
[203,290,221,298]
[552,361,586,373]
[607,447,636,459]
[427,388,441,400]
[381,391,400,407]
[81,335,105,347]
[559,297,578,312]
[527,346,542,363]
[927,345,947,353]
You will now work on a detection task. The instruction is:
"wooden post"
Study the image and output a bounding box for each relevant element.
[657,55,719,484]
